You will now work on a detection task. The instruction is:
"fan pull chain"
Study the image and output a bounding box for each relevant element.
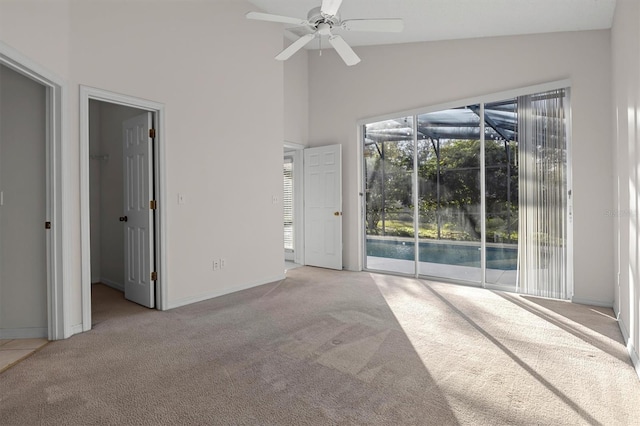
[319,36,322,56]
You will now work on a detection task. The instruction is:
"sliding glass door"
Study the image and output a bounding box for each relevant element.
[417,106,482,283]
[364,117,415,275]
[363,87,571,299]
[484,100,519,287]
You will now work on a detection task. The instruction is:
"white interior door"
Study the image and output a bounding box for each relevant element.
[123,113,155,308]
[304,144,342,270]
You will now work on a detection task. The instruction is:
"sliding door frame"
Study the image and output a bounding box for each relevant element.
[359,80,573,298]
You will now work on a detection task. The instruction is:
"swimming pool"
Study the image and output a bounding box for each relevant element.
[366,238,518,270]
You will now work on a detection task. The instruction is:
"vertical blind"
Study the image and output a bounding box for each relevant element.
[517,89,569,299]
[283,158,294,251]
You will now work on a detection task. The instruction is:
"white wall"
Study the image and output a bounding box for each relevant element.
[0,0,70,79]
[284,40,309,145]
[308,30,613,306]
[611,0,640,378]
[1,0,285,332]
[0,64,47,338]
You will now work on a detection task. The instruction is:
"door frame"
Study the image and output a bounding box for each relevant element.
[0,41,67,340]
[79,86,167,331]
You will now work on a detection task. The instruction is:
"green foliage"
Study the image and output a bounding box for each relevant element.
[365,137,519,243]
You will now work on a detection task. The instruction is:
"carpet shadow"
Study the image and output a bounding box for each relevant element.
[496,292,630,364]
[418,281,603,426]
[521,295,621,339]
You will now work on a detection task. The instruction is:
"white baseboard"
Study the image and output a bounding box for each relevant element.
[617,317,640,380]
[570,297,613,308]
[98,277,124,292]
[0,327,47,339]
[166,273,286,310]
[630,342,640,380]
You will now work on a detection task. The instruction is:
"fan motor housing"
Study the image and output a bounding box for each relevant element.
[307,6,341,29]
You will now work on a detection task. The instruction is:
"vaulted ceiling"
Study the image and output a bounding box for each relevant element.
[247,0,616,48]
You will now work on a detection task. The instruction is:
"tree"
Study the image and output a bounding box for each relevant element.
[366,135,519,241]
[365,140,414,236]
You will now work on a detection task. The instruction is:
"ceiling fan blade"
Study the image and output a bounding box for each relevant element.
[342,18,404,33]
[328,35,361,66]
[321,0,343,16]
[275,34,316,61]
[245,11,307,26]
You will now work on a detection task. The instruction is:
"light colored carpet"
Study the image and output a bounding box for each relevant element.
[1,267,638,425]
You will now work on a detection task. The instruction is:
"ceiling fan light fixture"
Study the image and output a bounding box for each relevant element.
[316,22,332,36]
[246,1,404,66]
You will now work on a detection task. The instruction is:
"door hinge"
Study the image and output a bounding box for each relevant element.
[150,200,157,210]
[151,271,158,281]
[45,221,51,229]
[149,128,156,139]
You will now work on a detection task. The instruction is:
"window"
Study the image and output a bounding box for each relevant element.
[284,158,294,251]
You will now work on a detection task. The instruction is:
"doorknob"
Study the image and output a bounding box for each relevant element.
[119,216,128,222]
[334,211,342,216]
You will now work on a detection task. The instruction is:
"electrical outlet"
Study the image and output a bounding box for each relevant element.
[220,258,227,268]
[213,259,220,271]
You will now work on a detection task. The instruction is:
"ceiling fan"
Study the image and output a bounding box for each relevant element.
[246,0,404,66]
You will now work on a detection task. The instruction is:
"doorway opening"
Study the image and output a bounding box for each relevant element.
[80,86,166,332]
[283,156,295,261]
[0,64,47,339]
[88,100,151,319]
[0,42,66,340]
[282,142,344,271]
[284,143,304,270]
